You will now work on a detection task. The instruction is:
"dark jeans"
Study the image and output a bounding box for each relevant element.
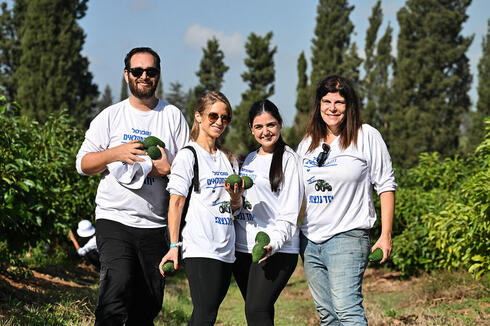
[95,219,168,326]
[184,257,233,326]
[233,251,298,326]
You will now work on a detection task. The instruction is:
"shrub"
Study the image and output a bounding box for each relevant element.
[0,96,99,255]
[391,119,490,279]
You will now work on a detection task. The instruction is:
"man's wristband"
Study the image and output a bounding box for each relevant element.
[170,242,182,248]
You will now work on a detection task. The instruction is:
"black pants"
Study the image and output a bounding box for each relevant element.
[184,257,233,326]
[233,251,298,326]
[95,219,168,326]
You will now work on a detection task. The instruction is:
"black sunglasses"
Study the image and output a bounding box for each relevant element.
[317,143,330,167]
[127,67,160,78]
[208,112,231,124]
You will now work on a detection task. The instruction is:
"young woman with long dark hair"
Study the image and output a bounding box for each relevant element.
[226,99,303,326]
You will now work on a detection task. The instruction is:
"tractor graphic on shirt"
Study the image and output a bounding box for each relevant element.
[219,201,231,213]
[243,199,252,210]
[315,179,332,192]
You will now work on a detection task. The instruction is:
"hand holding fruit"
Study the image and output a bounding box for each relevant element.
[139,136,170,176]
[159,248,179,278]
[252,231,271,264]
[112,140,147,165]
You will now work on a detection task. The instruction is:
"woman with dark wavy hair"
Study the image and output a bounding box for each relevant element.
[297,75,397,325]
[226,99,303,325]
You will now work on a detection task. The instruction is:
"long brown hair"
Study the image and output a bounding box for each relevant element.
[190,91,235,163]
[248,99,286,192]
[304,75,362,153]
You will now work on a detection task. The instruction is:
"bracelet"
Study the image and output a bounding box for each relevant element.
[170,242,182,248]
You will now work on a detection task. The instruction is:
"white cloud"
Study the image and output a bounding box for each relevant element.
[184,24,244,56]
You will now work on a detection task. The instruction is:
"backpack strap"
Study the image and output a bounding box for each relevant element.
[183,145,199,192]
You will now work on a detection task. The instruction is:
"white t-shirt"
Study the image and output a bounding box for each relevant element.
[297,124,397,243]
[167,142,238,263]
[235,146,303,255]
[77,235,97,256]
[76,99,190,228]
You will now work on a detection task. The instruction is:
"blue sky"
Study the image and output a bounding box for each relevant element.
[78,0,489,126]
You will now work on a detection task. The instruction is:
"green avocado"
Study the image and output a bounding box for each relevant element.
[147,146,162,160]
[242,175,253,189]
[252,243,266,263]
[225,174,242,188]
[162,261,177,276]
[369,248,383,263]
[255,231,270,247]
[143,135,165,149]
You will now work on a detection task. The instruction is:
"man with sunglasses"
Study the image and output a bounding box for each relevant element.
[76,47,190,325]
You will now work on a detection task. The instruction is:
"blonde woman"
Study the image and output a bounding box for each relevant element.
[159,91,238,326]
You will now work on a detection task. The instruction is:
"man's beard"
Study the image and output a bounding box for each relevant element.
[128,76,158,99]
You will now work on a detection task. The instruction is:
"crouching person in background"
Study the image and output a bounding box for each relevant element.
[68,219,100,272]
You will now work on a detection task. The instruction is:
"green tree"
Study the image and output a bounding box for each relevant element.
[14,0,98,126]
[225,32,276,155]
[310,0,354,88]
[120,75,128,101]
[186,37,229,123]
[285,51,310,149]
[93,84,113,117]
[165,81,192,123]
[341,41,363,89]
[196,36,229,92]
[362,0,394,137]
[0,0,27,101]
[371,25,394,138]
[467,19,490,150]
[390,0,473,167]
[362,0,383,123]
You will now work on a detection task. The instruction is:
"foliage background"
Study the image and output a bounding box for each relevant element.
[0,96,99,258]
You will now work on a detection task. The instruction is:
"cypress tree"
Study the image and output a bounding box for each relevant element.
[390,0,473,167]
[225,32,276,155]
[14,0,98,125]
[310,0,354,88]
[341,42,363,89]
[286,51,310,148]
[95,84,113,115]
[196,36,229,92]
[0,0,29,101]
[120,75,128,101]
[186,37,229,124]
[372,24,394,138]
[165,81,192,123]
[362,0,383,124]
[467,19,490,150]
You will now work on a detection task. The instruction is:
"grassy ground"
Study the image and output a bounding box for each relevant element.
[1,259,489,325]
